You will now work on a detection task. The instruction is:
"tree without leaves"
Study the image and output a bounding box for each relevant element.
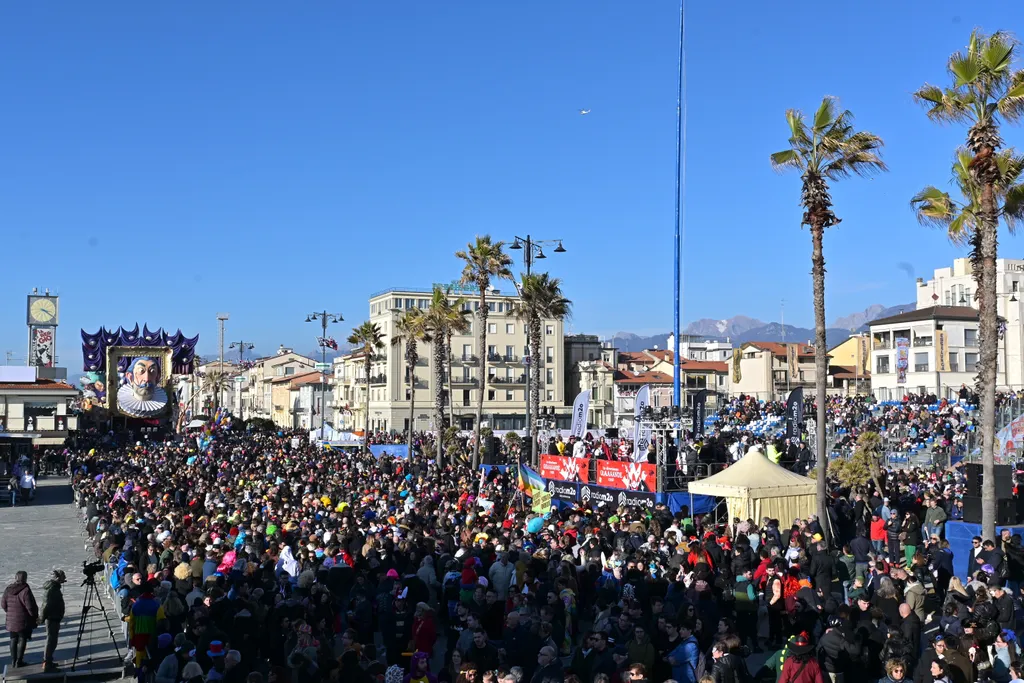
[512,272,572,465]
[913,29,1024,541]
[455,235,513,468]
[771,95,887,544]
[347,321,384,456]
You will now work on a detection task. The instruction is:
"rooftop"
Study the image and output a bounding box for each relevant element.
[869,305,980,326]
[0,378,77,391]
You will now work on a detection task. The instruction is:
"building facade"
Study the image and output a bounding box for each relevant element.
[0,367,78,448]
[364,286,569,433]
[667,333,734,362]
[916,257,1024,389]
[868,305,1000,400]
[245,348,316,420]
[730,342,817,401]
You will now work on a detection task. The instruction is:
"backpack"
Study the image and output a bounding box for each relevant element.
[683,637,706,681]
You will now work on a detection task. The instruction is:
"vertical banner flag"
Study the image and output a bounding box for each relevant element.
[731,349,742,383]
[785,387,804,440]
[570,390,591,439]
[632,384,651,462]
[692,389,708,437]
[858,335,870,375]
[936,330,950,373]
[896,337,910,384]
[786,344,798,382]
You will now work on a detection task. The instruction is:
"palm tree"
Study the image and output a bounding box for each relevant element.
[914,30,1024,541]
[513,273,572,465]
[456,235,513,467]
[347,321,384,455]
[204,369,231,412]
[423,286,470,466]
[770,96,886,541]
[392,308,431,456]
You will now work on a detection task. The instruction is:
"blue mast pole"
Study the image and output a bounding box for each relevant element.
[673,0,684,408]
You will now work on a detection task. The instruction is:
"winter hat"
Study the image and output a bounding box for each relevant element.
[181,663,204,681]
[386,665,404,683]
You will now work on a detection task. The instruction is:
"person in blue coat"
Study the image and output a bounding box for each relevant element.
[665,620,699,683]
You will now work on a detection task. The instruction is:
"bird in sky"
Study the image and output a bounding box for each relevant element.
[578,109,591,115]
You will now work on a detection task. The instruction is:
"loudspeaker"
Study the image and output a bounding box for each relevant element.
[965,463,1014,499]
[606,428,619,439]
[962,495,1018,525]
[482,436,501,465]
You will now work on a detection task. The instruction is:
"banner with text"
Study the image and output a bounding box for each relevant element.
[545,479,579,503]
[785,387,804,441]
[692,389,708,437]
[896,337,910,384]
[632,384,651,461]
[539,455,591,483]
[570,390,591,439]
[936,330,950,373]
[596,460,657,491]
[580,484,656,509]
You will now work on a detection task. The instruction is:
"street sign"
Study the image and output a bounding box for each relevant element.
[315,362,331,372]
[234,376,244,383]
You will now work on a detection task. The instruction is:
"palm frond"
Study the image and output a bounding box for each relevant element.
[913,84,971,123]
[1002,183,1024,232]
[998,72,1024,122]
[949,51,983,87]
[812,96,838,133]
[981,33,1015,74]
[785,109,810,147]
[910,186,957,228]
[770,149,803,171]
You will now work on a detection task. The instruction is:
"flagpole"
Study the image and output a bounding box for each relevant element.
[672,0,685,409]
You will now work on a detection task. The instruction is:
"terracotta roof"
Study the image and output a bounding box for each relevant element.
[617,352,656,364]
[870,305,980,326]
[0,379,77,391]
[615,370,673,385]
[645,349,675,363]
[830,365,871,380]
[289,372,326,389]
[272,371,321,385]
[744,341,817,358]
[681,360,729,373]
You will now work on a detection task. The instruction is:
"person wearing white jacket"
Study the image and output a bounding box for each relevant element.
[488,552,516,600]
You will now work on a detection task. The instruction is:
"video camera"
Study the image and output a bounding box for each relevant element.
[82,560,104,577]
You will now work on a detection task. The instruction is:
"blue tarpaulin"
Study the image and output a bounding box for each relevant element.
[665,492,718,515]
[946,521,1024,578]
[368,444,410,458]
[478,465,509,476]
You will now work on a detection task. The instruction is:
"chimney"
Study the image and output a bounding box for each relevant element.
[916,277,924,285]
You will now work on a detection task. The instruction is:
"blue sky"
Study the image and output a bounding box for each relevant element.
[2,1,1024,369]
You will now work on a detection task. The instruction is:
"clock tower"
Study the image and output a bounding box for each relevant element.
[27,289,59,368]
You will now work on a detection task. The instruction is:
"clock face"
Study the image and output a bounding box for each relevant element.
[28,297,57,325]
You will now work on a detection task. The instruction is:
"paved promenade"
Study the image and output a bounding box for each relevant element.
[0,477,123,676]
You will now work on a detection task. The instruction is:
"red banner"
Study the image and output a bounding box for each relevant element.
[539,455,590,483]
[595,460,657,491]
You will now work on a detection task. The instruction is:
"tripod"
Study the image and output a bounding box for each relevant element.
[71,574,123,671]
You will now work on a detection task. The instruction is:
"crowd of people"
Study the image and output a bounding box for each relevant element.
[1,390,1023,683]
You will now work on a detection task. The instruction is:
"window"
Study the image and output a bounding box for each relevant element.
[488,390,496,401]
[463,344,473,357]
[945,290,952,306]
[285,367,295,376]
[876,355,891,374]
[965,352,979,372]
[488,345,497,357]
[546,346,554,363]
[405,298,414,309]
[546,369,554,384]
[392,298,401,310]
[473,301,480,311]
[914,352,928,373]
[488,302,495,312]
[546,390,554,401]
[463,389,471,407]
[462,367,471,381]
[274,367,284,377]
[545,325,554,336]
[506,324,514,334]
[505,345,514,358]
[405,389,411,400]
[964,329,978,346]
[949,353,960,372]
[506,390,514,401]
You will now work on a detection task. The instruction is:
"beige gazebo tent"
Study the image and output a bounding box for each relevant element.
[687,447,817,523]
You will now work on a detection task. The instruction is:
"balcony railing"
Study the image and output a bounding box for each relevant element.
[457,354,479,364]
[914,364,929,372]
[369,374,387,385]
[489,375,527,385]
[874,341,891,349]
[913,339,933,348]
[453,377,479,386]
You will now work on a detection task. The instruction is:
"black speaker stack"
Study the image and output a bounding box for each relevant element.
[962,463,1018,524]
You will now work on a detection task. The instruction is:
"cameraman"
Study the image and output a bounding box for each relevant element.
[42,569,66,672]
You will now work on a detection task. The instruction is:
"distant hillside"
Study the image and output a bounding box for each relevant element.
[832,304,887,330]
[735,323,852,349]
[606,332,671,352]
[684,316,764,339]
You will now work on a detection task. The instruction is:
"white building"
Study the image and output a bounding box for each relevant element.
[916,257,1024,389]
[667,333,734,362]
[868,306,999,400]
[365,285,569,433]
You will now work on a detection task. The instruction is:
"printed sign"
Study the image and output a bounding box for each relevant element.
[580,484,655,509]
[546,479,579,503]
[896,337,910,384]
[595,460,657,491]
[531,492,552,513]
[539,455,590,483]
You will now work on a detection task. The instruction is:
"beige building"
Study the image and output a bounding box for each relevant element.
[730,342,818,400]
[0,367,79,448]
[332,351,366,432]
[565,336,618,428]
[363,286,568,432]
[244,347,316,421]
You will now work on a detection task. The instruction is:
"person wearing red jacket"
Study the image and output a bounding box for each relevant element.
[411,603,437,656]
[870,512,886,554]
[778,633,825,683]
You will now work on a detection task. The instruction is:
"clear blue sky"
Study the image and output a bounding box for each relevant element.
[1,1,1023,369]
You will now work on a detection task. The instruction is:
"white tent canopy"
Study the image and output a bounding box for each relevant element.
[687,447,817,524]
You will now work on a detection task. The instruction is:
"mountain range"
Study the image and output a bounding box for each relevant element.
[605,302,915,353]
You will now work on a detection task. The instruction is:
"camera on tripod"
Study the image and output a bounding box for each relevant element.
[82,560,103,577]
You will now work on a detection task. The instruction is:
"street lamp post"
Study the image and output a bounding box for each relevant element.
[216,313,230,411]
[509,235,566,465]
[306,311,343,443]
[229,340,254,419]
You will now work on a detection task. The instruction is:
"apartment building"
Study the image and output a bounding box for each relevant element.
[363,285,569,432]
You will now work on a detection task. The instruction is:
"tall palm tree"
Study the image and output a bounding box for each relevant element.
[770,96,886,541]
[347,321,384,456]
[513,273,572,465]
[204,369,231,413]
[423,286,470,466]
[914,30,1024,541]
[392,308,431,456]
[456,235,513,467]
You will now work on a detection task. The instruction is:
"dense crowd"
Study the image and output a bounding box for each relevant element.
[1,409,1023,683]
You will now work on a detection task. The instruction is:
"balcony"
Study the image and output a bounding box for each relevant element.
[453,377,479,386]
[489,375,527,385]
[369,374,387,385]
[456,354,479,364]
[913,339,933,348]
[873,341,891,350]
